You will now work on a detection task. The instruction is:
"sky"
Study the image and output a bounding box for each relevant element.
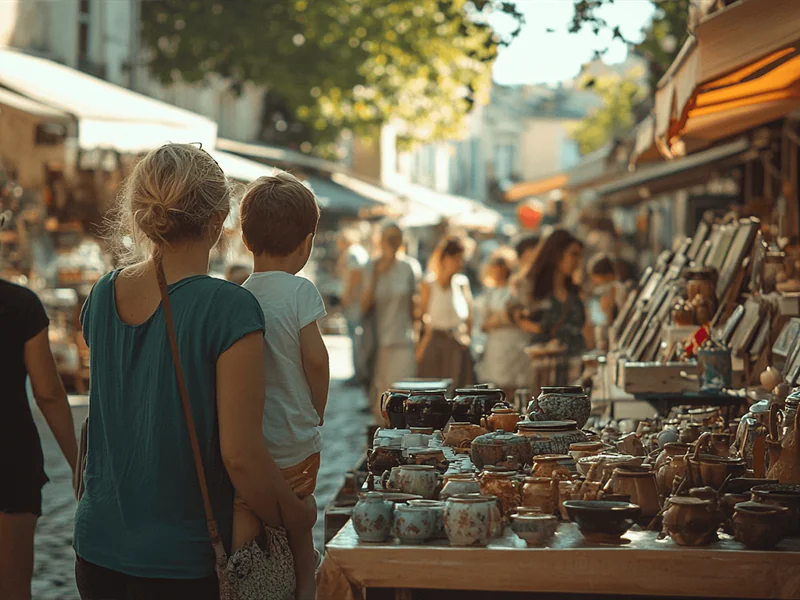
[489,0,657,85]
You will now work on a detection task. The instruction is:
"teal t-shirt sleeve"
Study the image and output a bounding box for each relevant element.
[80,271,115,346]
[208,282,266,356]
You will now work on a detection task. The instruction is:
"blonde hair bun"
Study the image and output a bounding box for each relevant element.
[110,143,232,263]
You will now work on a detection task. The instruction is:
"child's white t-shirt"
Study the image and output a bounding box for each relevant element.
[242,271,327,468]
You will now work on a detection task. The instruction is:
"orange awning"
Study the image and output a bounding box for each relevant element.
[504,173,567,202]
[652,0,800,156]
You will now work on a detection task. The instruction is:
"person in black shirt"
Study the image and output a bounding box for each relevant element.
[0,279,77,600]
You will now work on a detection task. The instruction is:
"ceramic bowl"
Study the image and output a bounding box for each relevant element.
[750,484,800,536]
[510,514,558,547]
[733,501,791,550]
[563,500,641,544]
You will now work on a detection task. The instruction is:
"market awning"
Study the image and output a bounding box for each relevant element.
[208,149,276,183]
[216,137,342,174]
[389,181,502,231]
[653,0,800,154]
[504,173,568,203]
[596,136,757,206]
[0,47,217,152]
[0,87,70,121]
[303,174,387,217]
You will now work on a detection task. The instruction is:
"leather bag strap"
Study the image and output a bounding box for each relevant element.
[154,255,227,560]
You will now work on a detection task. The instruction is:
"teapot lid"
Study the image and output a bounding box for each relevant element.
[473,429,527,446]
[748,399,770,415]
[518,420,577,431]
[491,403,517,414]
[455,387,504,395]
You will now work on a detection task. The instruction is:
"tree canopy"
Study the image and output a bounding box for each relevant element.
[567,0,690,154]
[141,0,524,154]
[570,71,648,156]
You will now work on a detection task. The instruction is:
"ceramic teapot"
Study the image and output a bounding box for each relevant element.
[481,403,521,433]
[470,429,532,469]
[767,402,800,484]
[734,399,771,476]
[451,387,508,425]
[688,433,746,489]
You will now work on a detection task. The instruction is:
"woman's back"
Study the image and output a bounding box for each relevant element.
[75,270,264,578]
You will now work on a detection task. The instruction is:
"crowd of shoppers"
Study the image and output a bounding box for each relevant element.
[338,223,631,414]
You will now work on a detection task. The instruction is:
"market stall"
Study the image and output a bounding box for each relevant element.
[318,379,800,599]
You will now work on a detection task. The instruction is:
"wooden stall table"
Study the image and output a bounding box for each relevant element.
[320,521,800,600]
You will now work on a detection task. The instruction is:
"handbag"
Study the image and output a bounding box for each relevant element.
[153,255,296,600]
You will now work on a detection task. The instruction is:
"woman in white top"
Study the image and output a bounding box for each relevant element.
[475,247,531,399]
[360,221,422,421]
[418,236,475,390]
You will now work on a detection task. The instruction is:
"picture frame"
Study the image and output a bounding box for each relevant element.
[697,239,714,266]
[730,299,764,358]
[717,219,759,300]
[749,231,767,293]
[787,337,800,386]
[772,317,800,360]
[687,220,711,261]
[749,316,772,363]
[707,225,737,273]
[716,304,746,346]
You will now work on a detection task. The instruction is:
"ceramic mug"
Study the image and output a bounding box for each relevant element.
[393,504,435,544]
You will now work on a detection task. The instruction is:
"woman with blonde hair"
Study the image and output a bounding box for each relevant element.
[360,220,422,419]
[417,235,474,390]
[475,247,531,399]
[74,144,314,598]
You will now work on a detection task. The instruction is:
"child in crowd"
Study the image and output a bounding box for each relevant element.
[237,173,330,599]
[587,253,626,350]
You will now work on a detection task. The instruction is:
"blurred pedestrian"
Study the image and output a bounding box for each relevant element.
[361,220,421,420]
[513,232,541,271]
[418,235,474,390]
[510,228,586,392]
[0,280,77,600]
[74,144,314,599]
[239,173,330,600]
[474,247,530,400]
[337,229,369,386]
[586,253,628,351]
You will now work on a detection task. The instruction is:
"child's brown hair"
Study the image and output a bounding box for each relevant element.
[240,172,320,256]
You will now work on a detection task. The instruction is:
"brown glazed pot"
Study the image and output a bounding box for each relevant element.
[482,404,521,433]
[380,389,409,429]
[470,429,532,470]
[478,469,521,519]
[404,389,452,431]
[732,501,791,550]
[442,422,486,451]
[607,466,661,518]
[520,477,557,515]
[663,497,720,547]
[517,420,588,456]
[451,387,508,425]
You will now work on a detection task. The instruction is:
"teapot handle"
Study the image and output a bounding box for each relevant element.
[692,432,711,461]
[768,402,781,442]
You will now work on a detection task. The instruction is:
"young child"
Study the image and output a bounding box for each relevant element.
[237,172,330,599]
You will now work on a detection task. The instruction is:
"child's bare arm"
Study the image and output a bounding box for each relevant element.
[300,321,330,425]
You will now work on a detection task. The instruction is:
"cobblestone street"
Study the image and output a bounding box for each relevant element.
[31,335,371,599]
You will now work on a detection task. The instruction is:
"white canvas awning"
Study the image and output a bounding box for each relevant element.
[207,149,276,183]
[389,181,502,231]
[0,87,70,121]
[0,47,217,152]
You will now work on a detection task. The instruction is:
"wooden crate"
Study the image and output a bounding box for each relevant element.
[619,361,699,394]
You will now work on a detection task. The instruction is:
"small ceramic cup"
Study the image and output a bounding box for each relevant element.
[510,513,558,547]
[408,499,446,539]
[393,504,435,544]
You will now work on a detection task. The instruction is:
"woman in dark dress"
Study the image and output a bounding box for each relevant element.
[510,229,586,392]
[0,279,77,600]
